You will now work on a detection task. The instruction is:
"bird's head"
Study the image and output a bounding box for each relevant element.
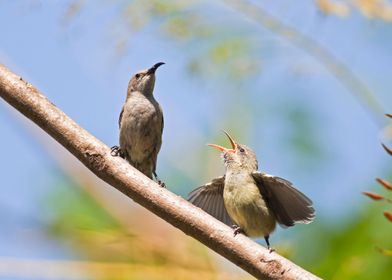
[128,62,165,97]
[208,131,258,172]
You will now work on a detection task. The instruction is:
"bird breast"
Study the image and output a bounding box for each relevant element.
[223,173,276,237]
[119,93,163,162]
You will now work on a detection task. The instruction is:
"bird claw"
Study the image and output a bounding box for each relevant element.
[110,145,125,158]
[268,247,275,253]
[153,172,166,188]
[232,225,243,237]
[157,180,166,188]
[264,235,274,252]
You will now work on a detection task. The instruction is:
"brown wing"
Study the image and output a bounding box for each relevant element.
[118,107,124,129]
[188,176,233,226]
[252,172,315,227]
[152,107,164,175]
[160,105,164,135]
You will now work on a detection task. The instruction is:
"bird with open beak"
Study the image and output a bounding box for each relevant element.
[111,62,165,185]
[188,131,315,250]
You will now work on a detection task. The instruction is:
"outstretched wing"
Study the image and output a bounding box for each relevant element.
[188,176,233,226]
[252,172,315,227]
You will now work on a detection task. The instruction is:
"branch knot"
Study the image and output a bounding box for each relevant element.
[85,151,106,171]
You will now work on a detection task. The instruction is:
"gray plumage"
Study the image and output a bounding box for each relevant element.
[188,131,315,248]
[114,62,164,180]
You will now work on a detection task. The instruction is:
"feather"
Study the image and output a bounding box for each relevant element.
[252,172,315,227]
[188,176,233,226]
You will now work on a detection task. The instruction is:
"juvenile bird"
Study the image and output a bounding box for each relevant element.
[188,131,315,249]
[111,62,165,185]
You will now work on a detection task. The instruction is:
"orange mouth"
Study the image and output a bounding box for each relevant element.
[208,130,237,153]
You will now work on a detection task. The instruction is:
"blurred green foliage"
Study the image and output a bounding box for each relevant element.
[43,173,392,279]
[294,203,392,279]
[43,177,244,279]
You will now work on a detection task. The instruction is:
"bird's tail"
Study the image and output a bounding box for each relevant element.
[126,158,153,179]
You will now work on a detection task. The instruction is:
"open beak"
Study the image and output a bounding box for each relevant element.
[147,62,165,74]
[208,130,237,153]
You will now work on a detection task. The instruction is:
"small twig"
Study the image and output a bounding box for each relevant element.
[363,191,392,204]
[376,178,392,191]
[384,211,392,222]
[381,143,392,156]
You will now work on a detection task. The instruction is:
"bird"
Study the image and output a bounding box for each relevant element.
[188,131,315,249]
[111,62,165,185]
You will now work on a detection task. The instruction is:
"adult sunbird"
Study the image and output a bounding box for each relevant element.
[111,62,165,185]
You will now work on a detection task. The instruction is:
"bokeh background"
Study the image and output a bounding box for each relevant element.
[1,1,392,279]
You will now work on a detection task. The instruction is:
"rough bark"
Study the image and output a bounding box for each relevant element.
[0,64,321,280]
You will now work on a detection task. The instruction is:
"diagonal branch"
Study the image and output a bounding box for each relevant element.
[0,64,320,280]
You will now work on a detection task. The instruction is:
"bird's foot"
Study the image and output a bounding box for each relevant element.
[157,180,166,188]
[264,235,274,253]
[110,145,125,158]
[153,171,166,188]
[232,225,243,237]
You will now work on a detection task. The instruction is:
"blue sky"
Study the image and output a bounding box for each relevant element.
[1,0,391,261]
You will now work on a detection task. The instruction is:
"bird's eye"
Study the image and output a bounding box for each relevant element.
[239,148,245,153]
[135,74,141,79]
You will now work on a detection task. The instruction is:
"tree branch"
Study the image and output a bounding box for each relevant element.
[0,64,320,280]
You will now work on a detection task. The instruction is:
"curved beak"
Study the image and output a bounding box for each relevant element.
[208,130,237,153]
[147,62,165,74]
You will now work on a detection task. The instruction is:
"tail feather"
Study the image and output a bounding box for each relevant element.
[126,157,153,179]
